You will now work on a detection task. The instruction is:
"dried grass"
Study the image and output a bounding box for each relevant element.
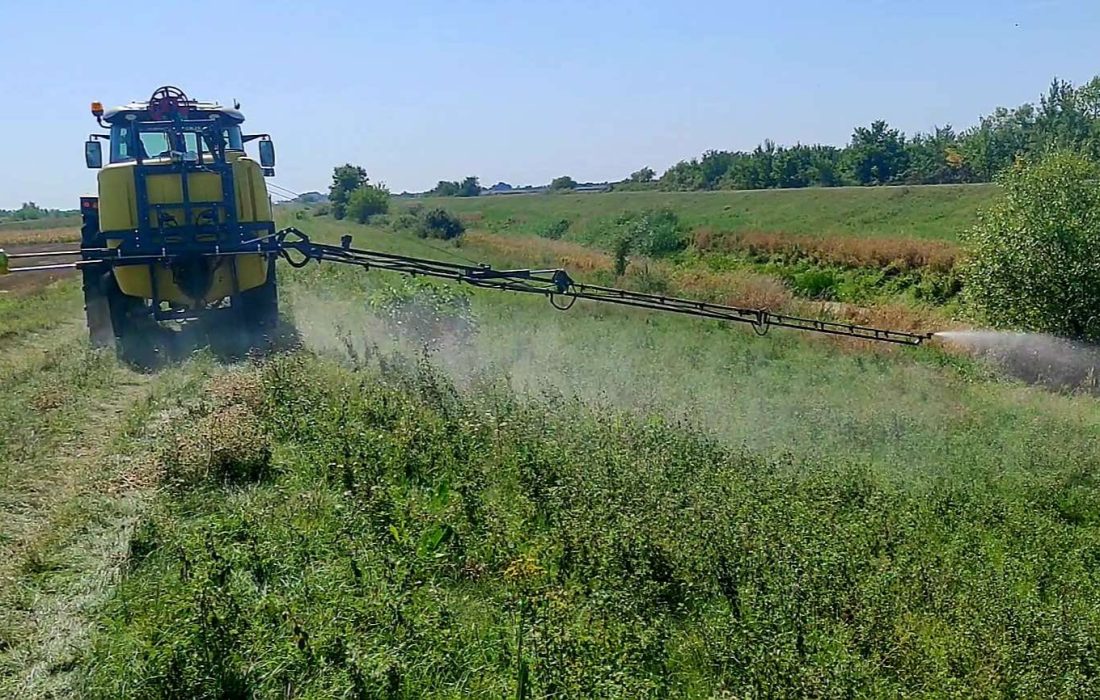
[0,228,81,246]
[160,371,272,486]
[694,228,959,272]
[465,230,955,343]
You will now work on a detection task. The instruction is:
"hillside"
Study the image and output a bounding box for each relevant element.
[421,184,996,242]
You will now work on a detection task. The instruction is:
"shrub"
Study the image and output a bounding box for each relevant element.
[791,269,838,299]
[617,209,686,257]
[963,151,1100,341]
[312,204,330,217]
[346,184,391,223]
[418,208,465,240]
[537,218,571,240]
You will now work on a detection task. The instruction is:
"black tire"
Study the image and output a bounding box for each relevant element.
[236,259,280,349]
[101,272,158,367]
[82,265,114,347]
[80,215,115,347]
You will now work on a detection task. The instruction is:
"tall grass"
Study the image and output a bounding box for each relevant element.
[83,348,1100,698]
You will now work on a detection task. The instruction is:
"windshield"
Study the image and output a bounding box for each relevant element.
[110,124,244,163]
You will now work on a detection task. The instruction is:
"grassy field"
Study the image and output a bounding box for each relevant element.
[416,184,996,242]
[0,216,81,234]
[4,201,1100,697]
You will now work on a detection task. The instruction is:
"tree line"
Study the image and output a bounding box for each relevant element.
[644,76,1100,191]
[0,202,77,223]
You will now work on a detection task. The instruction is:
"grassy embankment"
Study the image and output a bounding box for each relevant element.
[407,185,996,317]
[74,209,1100,698]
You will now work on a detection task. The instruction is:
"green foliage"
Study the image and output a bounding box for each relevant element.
[328,164,369,220]
[963,151,1100,341]
[457,176,481,197]
[790,268,838,299]
[431,177,481,197]
[612,234,631,276]
[417,207,465,240]
[432,180,460,197]
[629,166,656,183]
[535,218,571,239]
[653,75,1100,192]
[549,175,577,191]
[845,120,910,185]
[84,352,1100,698]
[0,202,77,224]
[346,183,391,223]
[617,209,686,256]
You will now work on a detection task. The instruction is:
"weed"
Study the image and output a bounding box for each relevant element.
[83,352,1100,698]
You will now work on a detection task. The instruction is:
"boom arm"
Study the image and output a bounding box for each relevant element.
[276,228,932,346]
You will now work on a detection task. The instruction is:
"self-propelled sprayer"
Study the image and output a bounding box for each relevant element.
[0,87,932,361]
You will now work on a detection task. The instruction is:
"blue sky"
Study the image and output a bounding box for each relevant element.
[2,0,1098,209]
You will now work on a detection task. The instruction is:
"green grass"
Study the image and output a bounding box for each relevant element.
[0,216,81,233]
[75,216,1100,697]
[0,278,84,345]
[412,184,997,243]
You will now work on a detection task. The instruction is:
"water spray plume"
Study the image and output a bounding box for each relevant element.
[933,330,1100,392]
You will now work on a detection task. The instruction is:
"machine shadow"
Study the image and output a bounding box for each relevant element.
[116,314,303,372]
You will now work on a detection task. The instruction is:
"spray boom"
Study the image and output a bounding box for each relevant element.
[277,228,933,347]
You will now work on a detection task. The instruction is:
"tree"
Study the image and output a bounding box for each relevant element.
[13,201,44,220]
[457,176,481,197]
[549,175,577,192]
[417,208,465,240]
[659,160,705,190]
[345,184,390,223]
[431,180,460,197]
[328,165,369,219]
[845,120,909,185]
[963,151,1100,341]
[629,167,655,183]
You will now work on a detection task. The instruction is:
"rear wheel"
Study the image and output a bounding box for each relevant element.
[236,259,280,348]
[82,265,114,347]
[100,272,158,367]
[80,215,115,347]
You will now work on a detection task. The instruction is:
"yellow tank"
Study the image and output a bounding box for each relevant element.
[98,151,272,305]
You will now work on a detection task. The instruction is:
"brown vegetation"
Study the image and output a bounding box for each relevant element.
[464,231,952,338]
[693,227,959,272]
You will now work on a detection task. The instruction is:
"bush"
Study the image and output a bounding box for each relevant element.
[346,184,391,223]
[618,209,686,257]
[312,204,330,217]
[963,151,1100,341]
[537,218,571,239]
[418,208,465,240]
[791,269,838,299]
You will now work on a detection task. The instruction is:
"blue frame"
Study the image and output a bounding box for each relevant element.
[100,115,278,258]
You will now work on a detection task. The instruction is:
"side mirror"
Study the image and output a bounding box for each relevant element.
[258,139,275,168]
[85,140,103,169]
